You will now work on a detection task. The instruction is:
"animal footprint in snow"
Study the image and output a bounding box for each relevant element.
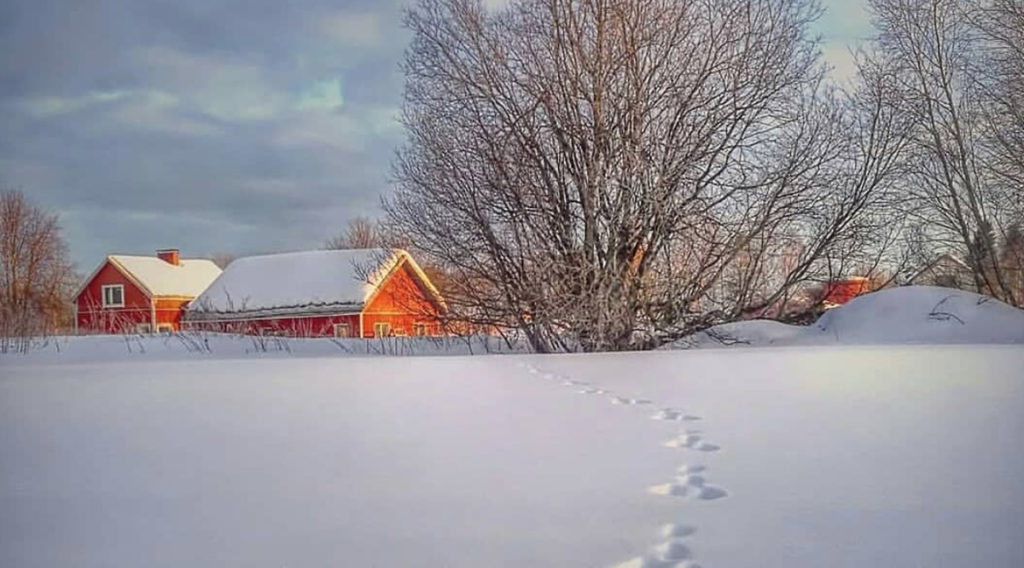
[660,523,697,539]
[563,379,590,387]
[578,387,610,395]
[612,525,701,568]
[651,408,701,422]
[649,470,728,501]
[611,396,653,406]
[663,431,720,452]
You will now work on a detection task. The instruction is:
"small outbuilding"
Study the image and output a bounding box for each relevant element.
[183,249,446,338]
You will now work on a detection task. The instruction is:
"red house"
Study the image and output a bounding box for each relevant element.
[182,249,446,338]
[75,249,223,334]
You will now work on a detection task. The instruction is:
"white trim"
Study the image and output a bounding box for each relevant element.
[359,312,364,338]
[101,284,125,308]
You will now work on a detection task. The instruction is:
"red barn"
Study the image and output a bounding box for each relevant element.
[75,249,223,334]
[182,249,446,338]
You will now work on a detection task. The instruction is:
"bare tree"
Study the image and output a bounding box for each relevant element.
[860,0,1022,306]
[324,216,381,250]
[207,252,236,269]
[0,190,75,352]
[385,0,907,352]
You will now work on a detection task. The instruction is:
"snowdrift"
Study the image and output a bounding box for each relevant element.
[671,286,1024,348]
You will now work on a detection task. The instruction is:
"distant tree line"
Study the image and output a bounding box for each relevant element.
[382,0,1024,352]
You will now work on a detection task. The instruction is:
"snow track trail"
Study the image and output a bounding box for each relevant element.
[519,361,730,568]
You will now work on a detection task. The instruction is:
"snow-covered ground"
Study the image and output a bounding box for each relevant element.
[672,286,1024,348]
[2,286,1023,567]
[2,345,1023,567]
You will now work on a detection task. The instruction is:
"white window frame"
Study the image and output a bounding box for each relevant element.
[373,322,391,337]
[413,323,427,337]
[135,323,152,334]
[156,323,174,334]
[333,323,350,338]
[101,284,125,308]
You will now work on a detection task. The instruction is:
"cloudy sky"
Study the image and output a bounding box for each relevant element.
[0,0,872,269]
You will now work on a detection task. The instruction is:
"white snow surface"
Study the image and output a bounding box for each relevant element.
[2,346,1023,567]
[187,248,418,315]
[3,286,1023,566]
[108,255,221,297]
[673,286,1024,348]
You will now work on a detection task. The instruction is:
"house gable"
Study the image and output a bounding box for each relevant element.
[76,259,153,333]
[361,260,444,337]
[364,257,445,315]
[77,259,152,307]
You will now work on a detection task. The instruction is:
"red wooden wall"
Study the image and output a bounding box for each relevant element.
[76,261,152,333]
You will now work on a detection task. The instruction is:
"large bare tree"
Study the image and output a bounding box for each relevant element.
[0,190,75,352]
[386,0,907,351]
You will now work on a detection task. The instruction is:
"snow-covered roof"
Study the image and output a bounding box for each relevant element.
[97,255,222,298]
[185,248,443,318]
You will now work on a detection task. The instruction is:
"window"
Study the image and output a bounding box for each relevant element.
[135,323,152,334]
[413,323,427,337]
[157,324,174,334]
[333,323,350,338]
[373,322,391,337]
[101,284,124,308]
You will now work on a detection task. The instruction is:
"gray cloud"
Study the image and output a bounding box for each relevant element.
[1,0,409,269]
[1,0,866,271]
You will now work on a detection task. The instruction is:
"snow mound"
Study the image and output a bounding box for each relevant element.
[812,286,1024,344]
[670,286,1024,348]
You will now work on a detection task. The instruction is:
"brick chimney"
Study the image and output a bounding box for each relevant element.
[157,248,180,266]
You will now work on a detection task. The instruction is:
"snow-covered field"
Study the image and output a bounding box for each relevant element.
[2,287,1023,567]
[3,347,1023,567]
